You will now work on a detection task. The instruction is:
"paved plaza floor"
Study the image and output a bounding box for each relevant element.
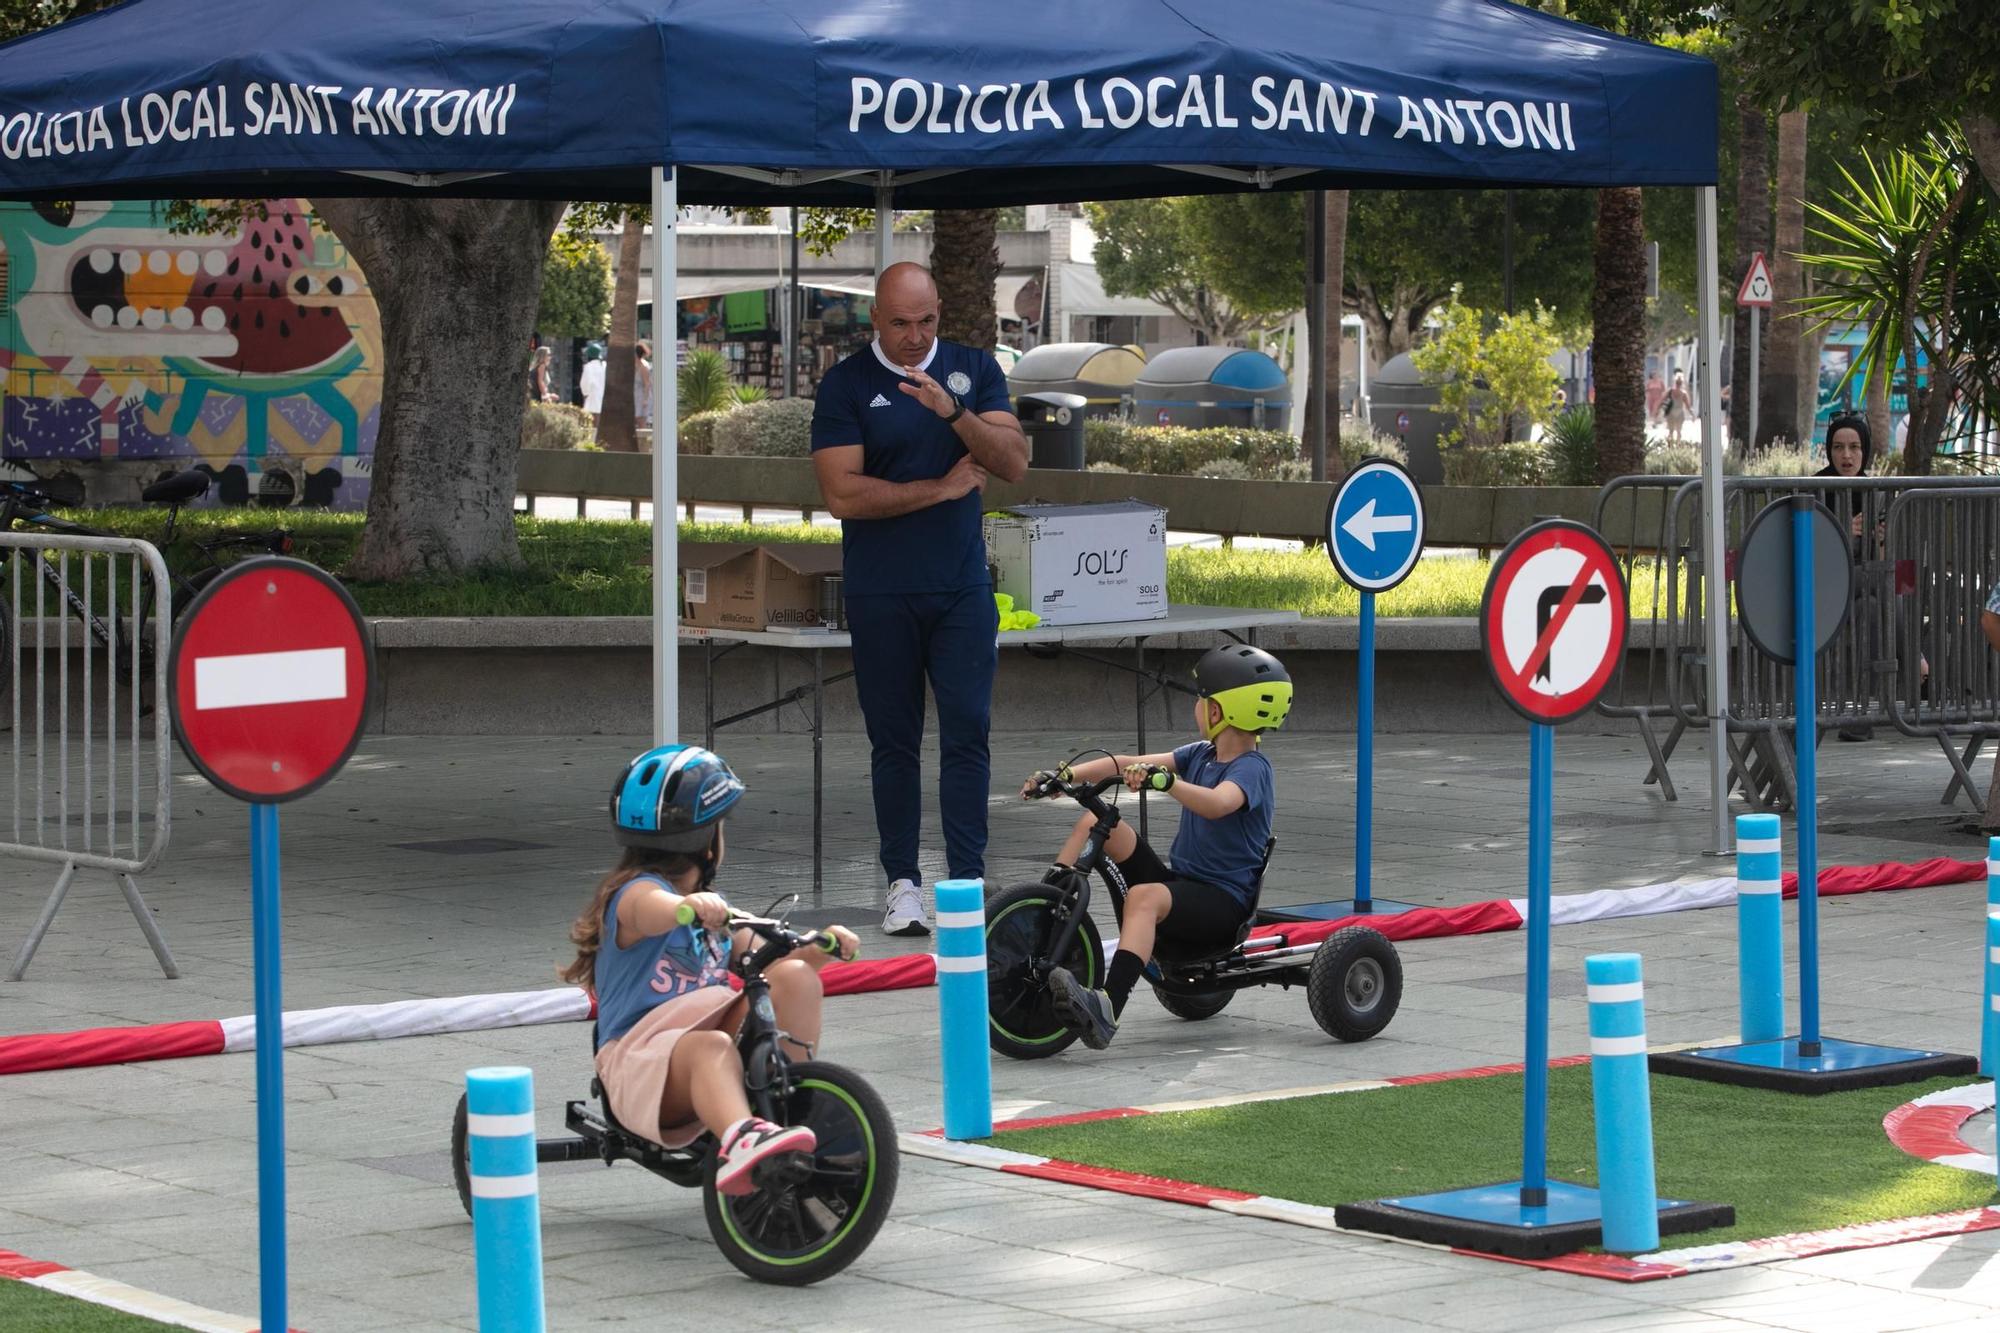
[2,725,1998,1330]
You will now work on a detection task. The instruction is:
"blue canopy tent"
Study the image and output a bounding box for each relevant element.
[0,0,1732,845]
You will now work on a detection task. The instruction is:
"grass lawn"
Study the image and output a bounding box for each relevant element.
[34,510,1686,621]
[990,1067,1999,1249]
[0,1281,181,1330]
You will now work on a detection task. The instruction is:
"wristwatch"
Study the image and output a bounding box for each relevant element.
[943,394,965,424]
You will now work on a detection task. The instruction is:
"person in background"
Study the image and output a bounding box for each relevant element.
[578,342,607,432]
[1662,371,1691,444]
[529,345,557,404]
[1645,370,1666,425]
[636,341,655,437]
[809,262,1028,935]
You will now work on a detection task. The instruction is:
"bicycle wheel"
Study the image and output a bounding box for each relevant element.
[984,880,1103,1060]
[703,1060,898,1286]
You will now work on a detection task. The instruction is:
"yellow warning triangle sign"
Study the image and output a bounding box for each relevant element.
[1737,252,1774,308]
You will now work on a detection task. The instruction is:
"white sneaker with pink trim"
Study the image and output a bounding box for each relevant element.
[714,1116,817,1196]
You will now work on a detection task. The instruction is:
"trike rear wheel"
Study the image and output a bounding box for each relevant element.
[1154,987,1235,1021]
[984,881,1104,1060]
[1306,926,1402,1042]
[704,1059,898,1286]
[449,1092,474,1219]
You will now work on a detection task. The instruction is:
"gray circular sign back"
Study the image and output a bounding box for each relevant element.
[1735,497,1853,664]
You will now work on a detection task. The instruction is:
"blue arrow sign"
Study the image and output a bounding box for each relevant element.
[1327,459,1426,592]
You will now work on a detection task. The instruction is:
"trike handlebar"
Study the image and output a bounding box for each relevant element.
[673,901,850,961]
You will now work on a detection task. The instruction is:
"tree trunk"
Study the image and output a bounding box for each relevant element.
[1591,188,1648,482]
[1799,276,1828,448]
[1731,94,1770,446]
[1319,191,1351,482]
[312,198,565,580]
[1966,113,2000,201]
[598,213,645,452]
[1758,109,1808,449]
[1864,336,1892,460]
[933,209,1001,351]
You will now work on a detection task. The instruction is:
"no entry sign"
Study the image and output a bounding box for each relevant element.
[169,558,373,803]
[1480,520,1628,725]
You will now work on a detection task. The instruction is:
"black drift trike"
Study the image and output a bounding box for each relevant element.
[987,765,1403,1059]
[449,903,897,1286]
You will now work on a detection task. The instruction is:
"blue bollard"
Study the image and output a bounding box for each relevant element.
[1985,839,2000,1079]
[1586,953,1659,1255]
[1736,813,1785,1044]
[466,1067,545,1333]
[936,879,993,1139]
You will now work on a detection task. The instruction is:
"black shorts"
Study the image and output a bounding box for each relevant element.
[1113,839,1253,950]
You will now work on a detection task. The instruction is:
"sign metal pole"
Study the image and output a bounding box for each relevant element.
[1747,306,1761,451]
[250,800,287,1333]
[1792,496,1821,1057]
[1356,589,1375,911]
[1521,721,1553,1208]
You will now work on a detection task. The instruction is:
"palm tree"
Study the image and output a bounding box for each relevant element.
[1592,187,1648,481]
[932,209,1001,351]
[598,212,645,452]
[1731,93,1770,445]
[1758,109,1807,448]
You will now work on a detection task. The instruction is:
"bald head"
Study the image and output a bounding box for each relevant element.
[875,262,942,367]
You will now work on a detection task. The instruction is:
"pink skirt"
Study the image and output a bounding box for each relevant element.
[593,985,742,1148]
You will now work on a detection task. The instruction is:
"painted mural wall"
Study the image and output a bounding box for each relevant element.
[0,200,379,508]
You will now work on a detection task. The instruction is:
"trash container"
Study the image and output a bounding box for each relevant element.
[1007,343,1146,420]
[1133,347,1292,431]
[1016,391,1089,470]
[1367,352,1447,484]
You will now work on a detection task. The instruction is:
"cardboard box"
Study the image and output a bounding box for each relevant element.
[679,541,846,631]
[984,501,1168,627]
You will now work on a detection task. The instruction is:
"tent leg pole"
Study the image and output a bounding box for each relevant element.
[653,165,679,745]
[1309,189,1327,482]
[876,174,893,274]
[1694,184,1731,857]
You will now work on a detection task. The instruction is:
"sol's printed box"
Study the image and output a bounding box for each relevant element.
[984,501,1168,627]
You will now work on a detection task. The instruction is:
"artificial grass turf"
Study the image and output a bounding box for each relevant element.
[0,1281,181,1331]
[989,1067,1999,1249]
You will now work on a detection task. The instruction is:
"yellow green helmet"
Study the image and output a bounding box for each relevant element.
[1193,644,1292,740]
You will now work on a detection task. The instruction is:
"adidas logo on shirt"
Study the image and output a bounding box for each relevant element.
[869,393,892,407]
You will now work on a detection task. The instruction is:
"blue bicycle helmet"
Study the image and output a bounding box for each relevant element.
[609,744,744,854]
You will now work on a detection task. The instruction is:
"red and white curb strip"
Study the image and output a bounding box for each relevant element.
[1884,1081,1996,1175]
[0,1247,267,1332]
[2,855,1984,1078]
[904,1055,2000,1283]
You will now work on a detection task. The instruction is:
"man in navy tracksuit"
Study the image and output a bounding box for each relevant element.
[810,262,1028,935]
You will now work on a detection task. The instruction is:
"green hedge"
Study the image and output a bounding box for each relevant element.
[521,402,595,451]
[1083,421,1300,476]
[711,397,815,458]
[677,408,734,456]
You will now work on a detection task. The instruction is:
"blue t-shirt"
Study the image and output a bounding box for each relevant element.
[592,878,733,1047]
[809,339,1012,596]
[1167,741,1276,909]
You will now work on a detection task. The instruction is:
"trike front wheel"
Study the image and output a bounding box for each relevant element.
[984,881,1104,1060]
[704,1059,898,1286]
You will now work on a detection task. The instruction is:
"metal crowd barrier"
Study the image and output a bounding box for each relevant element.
[2,531,175,980]
[1594,474,2000,814]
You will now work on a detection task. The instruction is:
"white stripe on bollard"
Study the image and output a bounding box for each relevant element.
[935,953,986,973]
[1586,982,1645,1004]
[1988,858,2000,876]
[470,1174,539,1200]
[467,1112,536,1136]
[934,909,986,929]
[1739,838,1782,855]
[1590,1034,1648,1057]
[1736,878,1783,895]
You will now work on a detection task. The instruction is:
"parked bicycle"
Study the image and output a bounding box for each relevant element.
[0,469,295,699]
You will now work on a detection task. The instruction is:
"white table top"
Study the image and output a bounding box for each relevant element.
[677,604,1302,650]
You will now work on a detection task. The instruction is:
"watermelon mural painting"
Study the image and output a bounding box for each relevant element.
[0,199,380,508]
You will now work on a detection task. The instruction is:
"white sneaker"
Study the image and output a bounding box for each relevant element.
[881,878,931,936]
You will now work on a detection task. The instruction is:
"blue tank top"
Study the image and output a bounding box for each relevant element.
[593,878,733,1047]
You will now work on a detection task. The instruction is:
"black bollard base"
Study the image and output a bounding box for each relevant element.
[1335,1180,1735,1261]
[1650,1038,1975,1095]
